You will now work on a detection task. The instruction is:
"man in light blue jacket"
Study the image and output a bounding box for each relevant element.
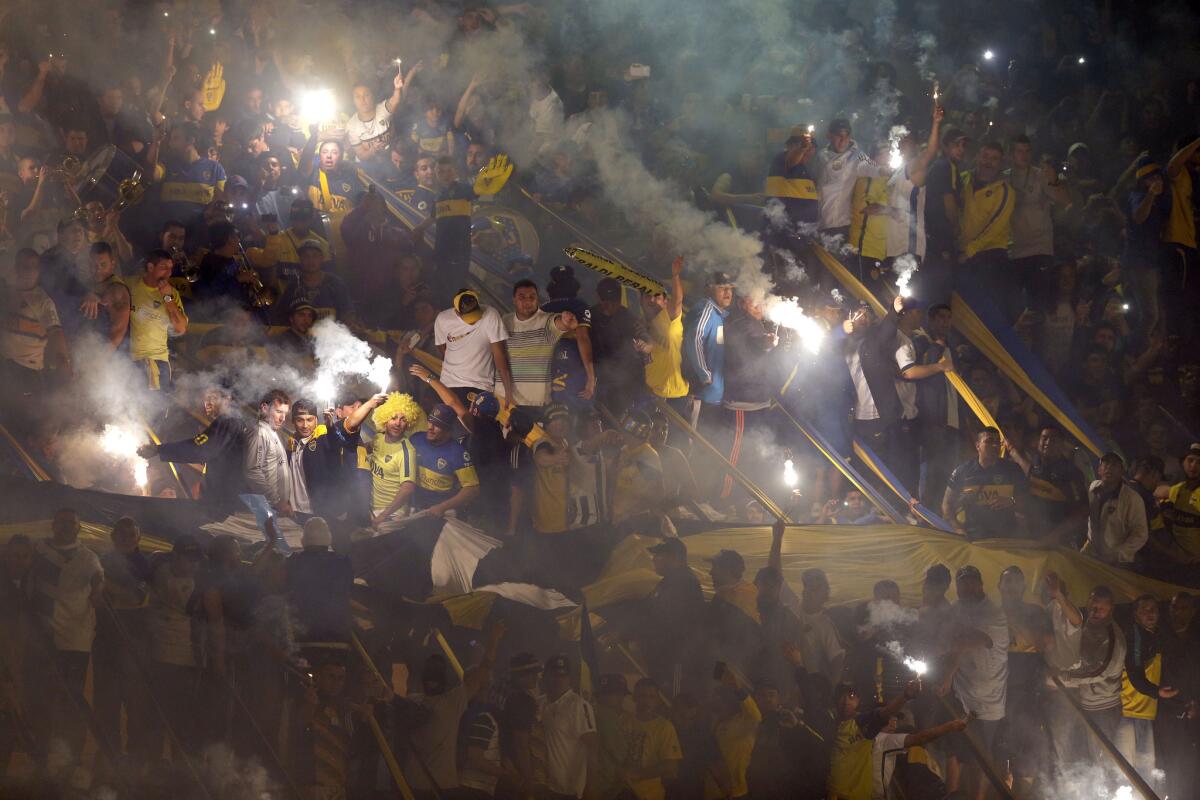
[682,271,734,443]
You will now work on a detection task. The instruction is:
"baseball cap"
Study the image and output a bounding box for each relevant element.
[227,174,250,190]
[509,652,542,673]
[296,239,324,256]
[707,271,734,287]
[955,565,982,581]
[289,298,317,316]
[470,391,500,420]
[1184,443,1200,460]
[1067,142,1090,158]
[942,127,969,144]
[648,538,686,558]
[544,654,570,676]
[541,403,571,426]
[828,117,852,134]
[173,534,204,559]
[453,290,483,324]
[302,517,332,548]
[427,403,458,430]
[785,124,813,144]
[1135,155,1162,181]
[620,409,652,439]
[597,277,622,301]
[597,674,630,696]
[708,549,745,574]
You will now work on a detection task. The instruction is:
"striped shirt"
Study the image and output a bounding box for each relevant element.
[502,310,563,406]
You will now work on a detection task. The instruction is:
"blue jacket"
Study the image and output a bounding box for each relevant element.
[683,298,729,405]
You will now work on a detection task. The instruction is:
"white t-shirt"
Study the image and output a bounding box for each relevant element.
[32,540,103,653]
[1,287,61,370]
[846,346,879,421]
[797,608,847,682]
[885,165,926,259]
[345,100,393,147]
[1006,166,1055,259]
[872,731,911,800]
[405,684,469,790]
[951,598,1009,720]
[434,306,508,390]
[543,689,596,798]
[895,332,918,421]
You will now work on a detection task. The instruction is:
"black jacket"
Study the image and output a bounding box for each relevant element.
[848,309,902,424]
[155,413,248,510]
[722,309,776,406]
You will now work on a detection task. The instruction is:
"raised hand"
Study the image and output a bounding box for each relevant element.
[474,154,514,196]
[202,62,226,111]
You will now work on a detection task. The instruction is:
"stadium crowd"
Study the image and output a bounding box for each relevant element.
[3,0,1200,796]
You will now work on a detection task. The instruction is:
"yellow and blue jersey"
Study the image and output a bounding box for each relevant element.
[410,431,479,510]
[1163,481,1200,558]
[960,172,1015,259]
[764,151,818,226]
[160,158,226,208]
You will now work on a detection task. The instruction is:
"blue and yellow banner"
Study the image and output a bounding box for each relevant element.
[951,283,1104,457]
[851,438,956,533]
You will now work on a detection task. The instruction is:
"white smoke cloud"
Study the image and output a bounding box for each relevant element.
[311,318,393,405]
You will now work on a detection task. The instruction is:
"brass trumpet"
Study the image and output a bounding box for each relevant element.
[111,170,147,213]
[236,242,274,308]
[170,246,201,284]
[51,155,83,181]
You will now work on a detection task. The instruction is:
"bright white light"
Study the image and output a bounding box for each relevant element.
[312,373,336,409]
[1111,786,1133,800]
[163,10,169,16]
[367,355,393,394]
[903,656,928,675]
[1121,303,1130,311]
[209,27,216,35]
[983,49,995,61]
[806,124,815,134]
[1078,56,1087,64]
[888,124,908,170]
[783,459,799,488]
[889,147,903,169]
[301,88,337,122]
[765,298,825,354]
[100,424,149,491]
[899,285,913,298]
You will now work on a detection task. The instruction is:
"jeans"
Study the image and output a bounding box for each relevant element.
[1114,716,1157,786]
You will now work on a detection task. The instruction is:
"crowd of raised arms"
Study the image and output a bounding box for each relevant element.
[3,0,1200,797]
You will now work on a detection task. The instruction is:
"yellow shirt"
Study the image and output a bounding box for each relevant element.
[1121,652,1161,720]
[1164,481,1200,558]
[125,277,185,362]
[644,310,689,399]
[369,435,417,512]
[849,176,890,261]
[827,717,875,800]
[704,696,760,799]
[959,173,1015,259]
[1164,168,1196,249]
[629,715,683,800]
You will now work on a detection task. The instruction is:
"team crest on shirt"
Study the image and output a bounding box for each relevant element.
[340,182,353,193]
[307,441,318,452]
[194,434,209,445]
[462,451,472,464]
[437,457,448,470]
[384,455,392,463]
[417,200,428,212]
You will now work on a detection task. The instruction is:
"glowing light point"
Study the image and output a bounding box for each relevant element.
[983,49,995,61]
[903,656,928,675]
[209,27,217,35]
[1078,56,1087,64]
[807,124,815,134]
[899,285,913,298]
[783,459,799,488]
[301,88,337,123]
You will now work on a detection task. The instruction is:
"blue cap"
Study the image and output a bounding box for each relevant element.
[427,403,458,429]
[470,391,500,419]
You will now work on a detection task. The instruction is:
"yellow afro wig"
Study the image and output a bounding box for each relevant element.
[372,392,427,434]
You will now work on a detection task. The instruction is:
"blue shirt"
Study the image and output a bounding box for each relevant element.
[410,431,480,510]
[682,298,729,405]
